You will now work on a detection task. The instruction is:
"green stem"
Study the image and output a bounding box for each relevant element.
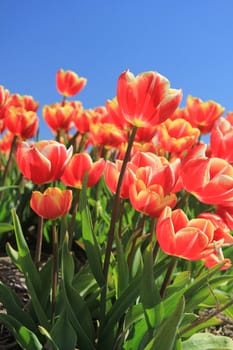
[103,125,137,279]
[99,125,137,328]
[69,188,80,250]
[127,215,146,268]
[34,216,44,268]
[51,224,58,325]
[1,135,17,187]
[180,298,233,336]
[160,256,177,298]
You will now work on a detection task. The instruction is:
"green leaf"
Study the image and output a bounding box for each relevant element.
[144,297,185,350]
[0,282,37,333]
[0,222,13,233]
[0,313,43,350]
[184,264,223,312]
[141,244,162,330]
[61,235,95,350]
[115,233,129,297]
[182,332,233,350]
[79,181,105,287]
[181,316,223,338]
[10,209,41,291]
[50,309,77,350]
[38,326,59,350]
[124,317,148,350]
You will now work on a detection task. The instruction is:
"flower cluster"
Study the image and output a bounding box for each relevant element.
[0,68,233,349]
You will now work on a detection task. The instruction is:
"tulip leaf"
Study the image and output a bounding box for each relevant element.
[38,326,59,350]
[10,208,41,291]
[61,235,95,350]
[0,222,13,233]
[182,332,233,350]
[0,313,43,350]
[144,296,185,350]
[141,244,162,330]
[50,309,77,350]
[79,180,105,287]
[0,282,37,333]
[115,233,129,297]
[124,317,148,350]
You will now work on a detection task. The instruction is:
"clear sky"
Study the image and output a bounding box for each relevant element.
[1,0,233,139]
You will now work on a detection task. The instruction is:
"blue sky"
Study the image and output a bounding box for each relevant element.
[1,1,233,139]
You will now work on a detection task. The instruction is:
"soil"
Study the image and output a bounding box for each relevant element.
[0,257,233,349]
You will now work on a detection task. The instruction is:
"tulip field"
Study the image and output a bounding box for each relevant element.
[0,69,233,349]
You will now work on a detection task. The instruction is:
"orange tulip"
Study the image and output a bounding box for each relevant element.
[216,204,233,230]
[43,103,77,133]
[0,85,10,115]
[56,69,87,97]
[156,118,200,153]
[16,140,73,184]
[5,107,39,139]
[30,187,72,219]
[156,207,215,260]
[128,152,179,217]
[0,131,14,153]
[186,95,224,134]
[181,157,233,205]
[61,152,105,189]
[117,70,182,128]
[104,159,135,199]
[203,253,231,270]
[198,212,233,244]
[210,117,233,165]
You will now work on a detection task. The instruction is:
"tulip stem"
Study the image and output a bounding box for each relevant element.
[1,135,17,187]
[51,225,58,325]
[100,126,137,325]
[34,216,44,268]
[103,126,137,279]
[160,256,177,298]
[180,298,233,336]
[69,188,80,250]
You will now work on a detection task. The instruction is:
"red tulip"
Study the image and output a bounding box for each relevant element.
[181,157,233,205]
[186,95,224,134]
[156,118,200,153]
[0,85,10,117]
[5,107,39,139]
[128,153,178,217]
[117,70,182,128]
[203,253,231,270]
[198,212,233,244]
[61,152,105,189]
[30,187,72,219]
[210,117,233,165]
[16,140,73,184]
[56,69,87,97]
[104,159,135,199]
[156,207,215,260]
[43,103,77,133]
[216,204,233,230]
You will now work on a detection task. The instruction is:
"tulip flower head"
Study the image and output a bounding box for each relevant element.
[185,95,225,134]
[16,140,73,185]
[0,85,10,113]
[30,187,72,219]
[156,207,216,260]
[56,69,87,97]
[210,117,233,165]
[43,103,77,134]
[156,118,200,154]
[181,157,233,205]
[117,70,182,128]
[5,107,39,139]
[61,152,105,189]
